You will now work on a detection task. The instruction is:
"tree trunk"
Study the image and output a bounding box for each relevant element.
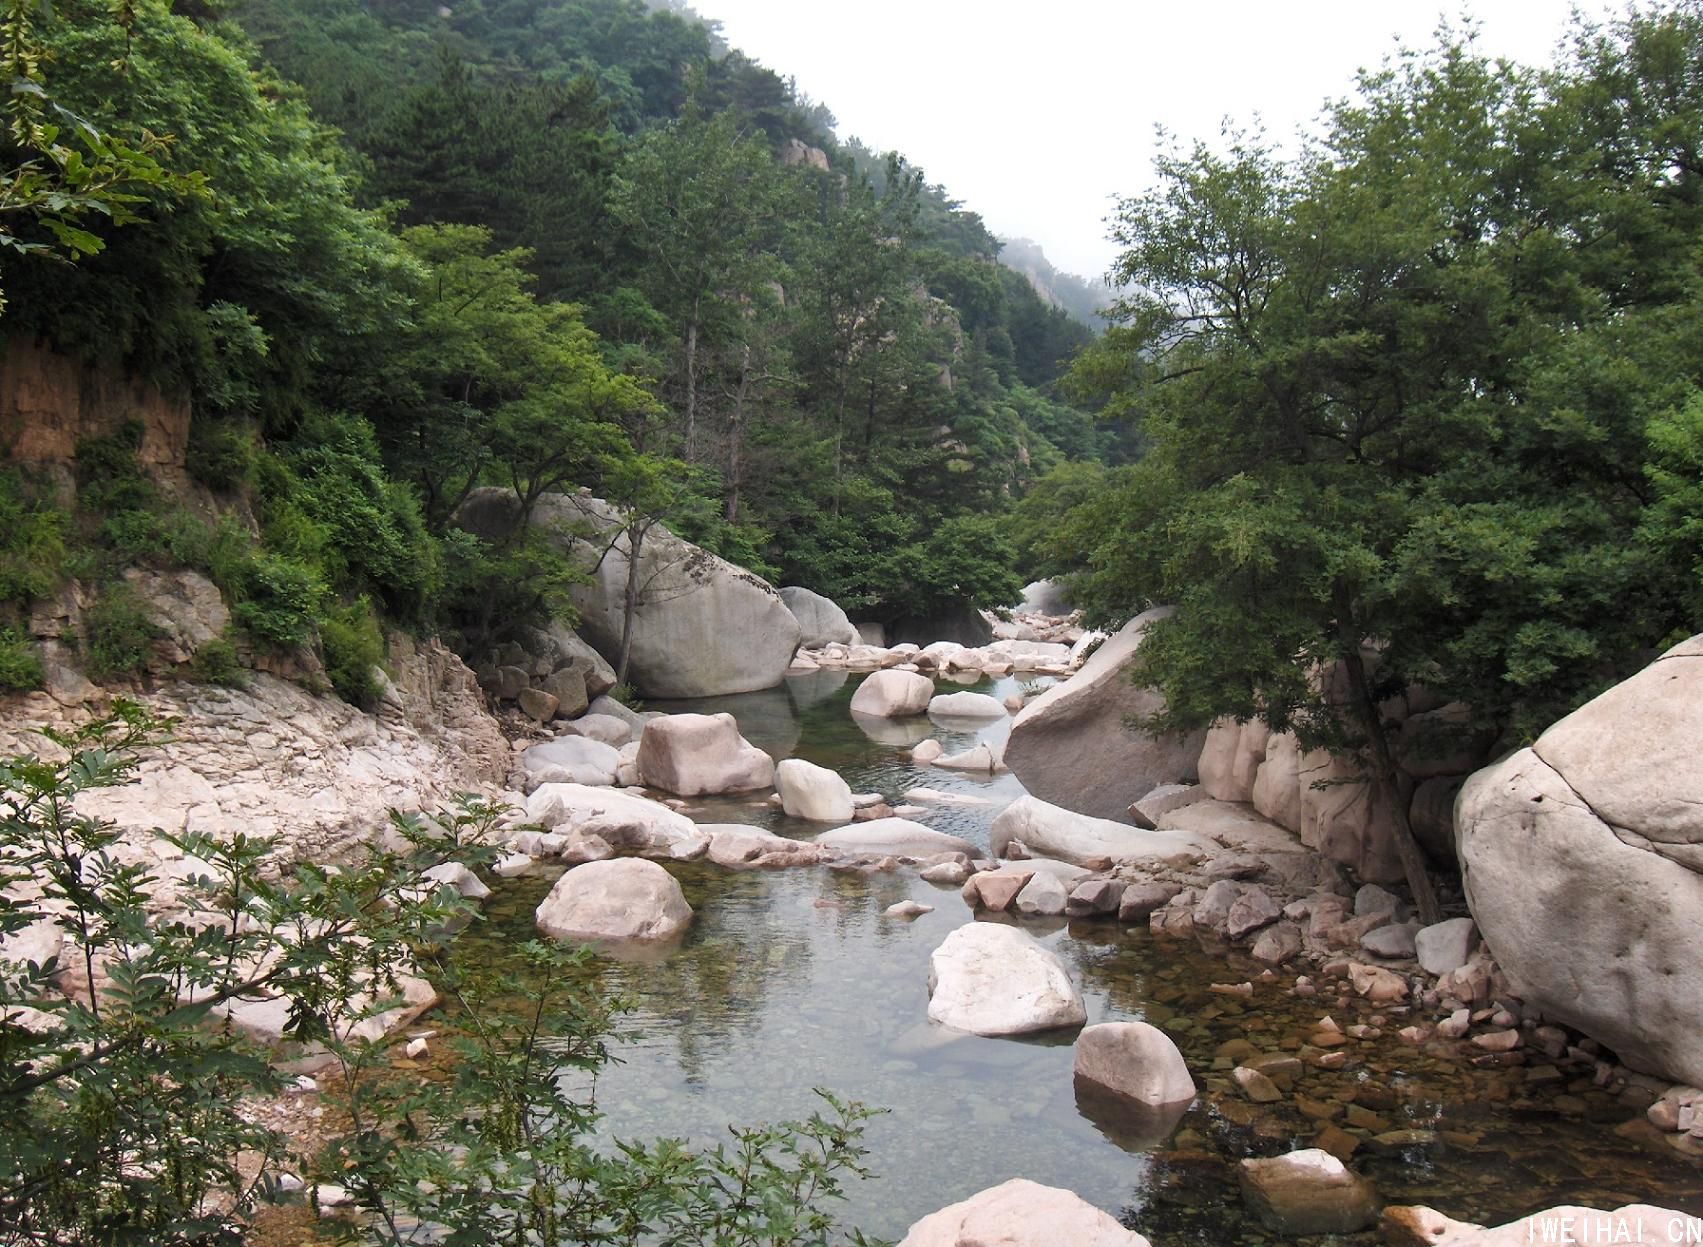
[725,342,749,524]
[616,521,645,688]
[683,318,699,463]
[1333,586,1442,925]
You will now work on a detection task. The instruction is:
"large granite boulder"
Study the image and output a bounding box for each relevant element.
[816,818,977,858]
[534,859,692,944]
[456,489,799,698]
[990,795,1214,866]
[897,1179,1150,1247]
[636,713,774,796]
[926,922,1086,1036]
[849,669,934,717]
[520,736,621,788]
[1456,635,1703,1085]
[1004,609,1207,820]
[523,783,696,853]
[775,757,854,822]
[779,586,858,648]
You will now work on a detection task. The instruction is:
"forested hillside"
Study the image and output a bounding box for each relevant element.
[0,0,1107,701]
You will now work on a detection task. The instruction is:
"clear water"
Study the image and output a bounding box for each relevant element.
[458,671,1703,1244]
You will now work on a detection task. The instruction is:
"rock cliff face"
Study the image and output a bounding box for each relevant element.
[0,337,191,487]
[1456,635,1703,1085]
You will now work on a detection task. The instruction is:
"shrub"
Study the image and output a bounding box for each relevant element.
[187,630,246,687]
[317,597,385,706]
[233,553,324,649]
[0,472,67,610]
[0,626,43,691]
[185,416,255,492]
[83,584,161,680]
[73,420,155,513]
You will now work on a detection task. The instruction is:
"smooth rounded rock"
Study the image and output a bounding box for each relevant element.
[636,713,774,797]
[776,757,854,822]
[521,736,621,788]
[927,691,1007,720]
[816,818,977,858]
[534,859,692,944]
[849,669,935,718]
[897,1179,1149,1247]
[927,922,1086,1036]
[990,795,1213,866]
[1073,1021,1196,1109]
[1239,1149,1379,1236]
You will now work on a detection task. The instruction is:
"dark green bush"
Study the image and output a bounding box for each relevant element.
[73,421,155,514]
[187,631,246,687]
[0,626,44,691]
[185,417,255,492]
[317,597,385,706]
[84,585,161,680]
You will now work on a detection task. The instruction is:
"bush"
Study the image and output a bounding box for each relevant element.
[187,630,246,687]
[317,597,385,706]
[0,626,43,691]
[185,416,255,492]
[83,584,161,680]
[73,420,155,514]
[233,553,324,649]
[0,472,67,610]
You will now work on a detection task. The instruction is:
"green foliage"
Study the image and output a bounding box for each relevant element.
[1643,391,1703,621]
[0,710,883,1245]
[83,582,160,680]
[232,552,323,650]
[317,596,385,706]
[0,470,66,610]
[186,629,246,687]
[0,624,42,690]
[185,417,255,493]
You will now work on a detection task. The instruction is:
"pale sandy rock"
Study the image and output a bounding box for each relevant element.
[1129,782,1204,829]
[534,859,691,944]
[1457,638,1703,1085]
[927,691,1007,720]
[1252,921,1303,964]
[1014,871,1069,916]
[1239,1149,1379,1236]
[1072,1021,1195,1108]
[849,669,935,717]
[963,869,1032,912]
[636,713,774,796]
[1225,886,1281,940]
[779,586,858,648]
[701,824,833,869]
[926,922,1086,1036]
[1348,962,1409,1003]
[521,736,621,788]
[1361,921,1421,959]
[123,567,228,668]
[522,783,695,853]
[1199,718,1270,802]
[1066,878,1126,916]
[884,900,933,919]
[563,713,631,747]
[776,757,854,822]
[990,795,1213,866]
[933,743,1004,772]
[816,818,976,858]
[897,1179,1150,1247]
[1005,610,1206,820]
[1380,1205,1485,1247]
[910,739,943,764]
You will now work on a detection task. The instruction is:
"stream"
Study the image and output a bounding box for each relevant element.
[457,669,1703,1244]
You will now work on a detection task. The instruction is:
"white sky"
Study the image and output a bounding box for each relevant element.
[695,1,1609,280]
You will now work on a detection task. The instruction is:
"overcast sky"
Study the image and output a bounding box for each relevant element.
[694,1,1609,281]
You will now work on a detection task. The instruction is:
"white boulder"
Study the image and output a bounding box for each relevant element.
[779,585,858,648]
[927,922,1086,1036]
[1072,1021,1196,1109]
[534,859,692,944]
[523,783,696,853]
[521,736,621,788]
[849,669,935,717]
[990,796,1214,866]
[897,1179,1149,1247]
[636,713,774,796]
[927,691,1007,720]
[815,818,977,858]
[775,758,854,822]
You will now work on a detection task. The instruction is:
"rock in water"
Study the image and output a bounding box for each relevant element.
[1004,609,1207,820]
[775,757,854,822]
[1072,1021,1196,1110]
[848,669,935,717]
[455,488,800,698]
[989,795,1213,866]
[534,859,692,944]
[635,713,774,796]
[1456,634,1703,1086]
[897,1179,1150,1247]
[926,922,1086,1036]
[816,818,977,858]
[521,736,621,788]
[927,691,1007,720]
[522,783,696,854]
[1239,1149,1379,1236]
[779,585,858,648]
